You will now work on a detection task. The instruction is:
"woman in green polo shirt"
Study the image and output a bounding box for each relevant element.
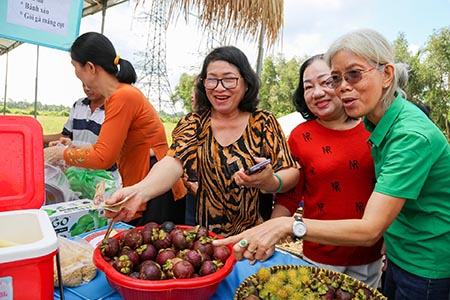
[215,29,450,299]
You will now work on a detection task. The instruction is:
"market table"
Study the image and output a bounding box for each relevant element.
[54,249,311,299]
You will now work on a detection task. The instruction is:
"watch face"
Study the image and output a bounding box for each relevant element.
[293,221,307,238]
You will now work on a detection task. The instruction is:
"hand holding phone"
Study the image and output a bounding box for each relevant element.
[245,158,271,175]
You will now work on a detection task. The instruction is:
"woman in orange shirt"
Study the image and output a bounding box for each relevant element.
[44,32,186,224]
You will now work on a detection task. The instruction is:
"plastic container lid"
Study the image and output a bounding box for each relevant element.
[0,116,45,211]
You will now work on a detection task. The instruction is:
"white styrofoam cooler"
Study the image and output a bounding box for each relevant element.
[0,209,57,263]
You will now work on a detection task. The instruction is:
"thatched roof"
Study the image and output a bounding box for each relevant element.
[165,0,284,46]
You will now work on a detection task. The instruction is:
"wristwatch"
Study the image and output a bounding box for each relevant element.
[292,207,307,239]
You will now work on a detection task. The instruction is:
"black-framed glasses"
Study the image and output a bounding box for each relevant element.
[203,77,239,90]
[328,67,378,89]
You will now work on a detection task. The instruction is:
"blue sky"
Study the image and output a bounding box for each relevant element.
[0,0,449,107]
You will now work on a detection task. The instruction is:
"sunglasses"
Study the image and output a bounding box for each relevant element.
[328,66,381,89]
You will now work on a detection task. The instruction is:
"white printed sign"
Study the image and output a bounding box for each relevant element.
[0,277,13,300]
[6,0,71,35]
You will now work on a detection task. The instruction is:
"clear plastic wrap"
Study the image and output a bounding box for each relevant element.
[54,237,97,287]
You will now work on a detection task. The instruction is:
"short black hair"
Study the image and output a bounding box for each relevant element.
[195,46,259,113]
[70,32,137,84]
[293,54,324,120]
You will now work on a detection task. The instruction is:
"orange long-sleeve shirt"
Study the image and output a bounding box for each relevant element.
[64,84,186,200]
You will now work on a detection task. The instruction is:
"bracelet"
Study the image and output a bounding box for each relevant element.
[273,173,283,193]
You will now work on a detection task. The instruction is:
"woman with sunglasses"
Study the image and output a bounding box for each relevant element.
[271,54,382,287]
[215,29,450,299]
[106,46,299,236]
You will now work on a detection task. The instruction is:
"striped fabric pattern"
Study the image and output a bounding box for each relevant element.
[62,98,118,172]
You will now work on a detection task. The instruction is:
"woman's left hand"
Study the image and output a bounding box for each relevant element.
[234,157,274,189]
[212,216,292,262]
[44,145,66,164]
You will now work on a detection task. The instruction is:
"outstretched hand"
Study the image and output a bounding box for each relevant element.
[212,216,293,263]
[104,186,147,222]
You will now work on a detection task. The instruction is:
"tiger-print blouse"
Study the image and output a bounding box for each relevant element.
[167,109,296,236]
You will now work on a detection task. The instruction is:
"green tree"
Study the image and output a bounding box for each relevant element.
[392,32,426,103]
[171,73,197,112]
[259,55,301,117]
[422,27,450,138]
[393,29,450,139]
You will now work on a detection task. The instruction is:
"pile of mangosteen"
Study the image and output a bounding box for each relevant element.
[100,221,231,280]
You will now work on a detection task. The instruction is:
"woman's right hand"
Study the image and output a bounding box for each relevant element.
[104,186,148,222]
[48,137,72,147]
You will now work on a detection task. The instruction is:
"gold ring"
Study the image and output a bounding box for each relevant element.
[238,239,248,248]
[248,248,256,254]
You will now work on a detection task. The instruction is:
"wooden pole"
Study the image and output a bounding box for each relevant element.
[256,24,265,76]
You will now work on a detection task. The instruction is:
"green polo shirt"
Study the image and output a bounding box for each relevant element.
[364,95,450,279]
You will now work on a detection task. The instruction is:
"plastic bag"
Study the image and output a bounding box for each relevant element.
[45,163,78,204]
[54,237,97,287]
[65,167,118,200]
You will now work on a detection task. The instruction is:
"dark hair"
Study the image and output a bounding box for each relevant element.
[292,54,325,120]
[195,46,259,113]
[70,32,137,84]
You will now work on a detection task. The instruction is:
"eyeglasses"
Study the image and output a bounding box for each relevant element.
[203,77,239,90]
[328,67,378,89]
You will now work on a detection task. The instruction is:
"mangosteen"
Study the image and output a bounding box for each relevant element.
[136,244,157,261]
[152,230,172,249]
[357,287,372,298]
[156,248,176,266]
[195,226,209,239]
[162,257,183,278]
[171,230,195,250]
[139,260,163,280]
[122,229,143,249]
[173,260,195,279]
[335,289,352,300]
[160,221,176,233]
[120,246,140,266]
[199,260,222,276]
[183,249,204,269]
[143,221,160,232]
[141,229,153,244]
[100,237,120,258]
[112,255,133,275]
[213,245,230,263]
[321,286,336,300]
[192,236,214,257]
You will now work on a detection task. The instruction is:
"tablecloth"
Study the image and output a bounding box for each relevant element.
[54,249,310,300]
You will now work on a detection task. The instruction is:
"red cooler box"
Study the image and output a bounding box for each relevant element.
[0,116,58,300]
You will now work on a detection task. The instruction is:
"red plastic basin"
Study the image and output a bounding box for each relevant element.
[93,225,236,300]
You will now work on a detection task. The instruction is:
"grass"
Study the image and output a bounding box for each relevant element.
[37,115,68,134]
[5,113,177,144]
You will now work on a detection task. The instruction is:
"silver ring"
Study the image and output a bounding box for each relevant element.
[238,239,249,248]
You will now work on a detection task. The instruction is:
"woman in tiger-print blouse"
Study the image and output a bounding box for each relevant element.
[106,46,300,236]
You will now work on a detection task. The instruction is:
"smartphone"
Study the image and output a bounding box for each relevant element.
[245,159,271,175]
